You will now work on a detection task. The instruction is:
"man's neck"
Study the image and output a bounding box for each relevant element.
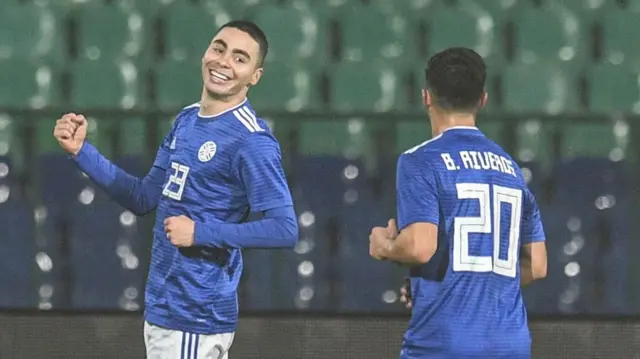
[431,113,476,137]
[198,91,247,117]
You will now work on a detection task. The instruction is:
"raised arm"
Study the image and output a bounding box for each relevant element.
[73,142,168,216]
[55,113,172,215]
[193,133,298,249]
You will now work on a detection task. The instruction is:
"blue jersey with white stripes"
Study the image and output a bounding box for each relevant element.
[397,127,545,359]
[144,99,292,334]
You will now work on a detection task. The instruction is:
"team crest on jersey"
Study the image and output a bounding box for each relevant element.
[198,141,217,162]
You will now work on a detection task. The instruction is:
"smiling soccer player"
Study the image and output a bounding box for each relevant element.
[53,20,298,359]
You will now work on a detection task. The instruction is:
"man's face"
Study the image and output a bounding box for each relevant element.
[201,27,263,99]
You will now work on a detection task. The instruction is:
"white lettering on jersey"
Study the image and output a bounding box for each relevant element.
[458,151,517,177]
[475,151,491,170]
[500,156,517,177]
[198,141,217,162]
[460,151,474,170]
[440,153,458,170]
[169,136,176,150]
[162,162,190,201]
[453,183,522,278]
[488,152,500,172]
[468,151,482,170]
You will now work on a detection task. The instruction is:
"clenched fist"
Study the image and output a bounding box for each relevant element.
[53,113,88,156]
[369,219,398,260]
[164,215,195,247]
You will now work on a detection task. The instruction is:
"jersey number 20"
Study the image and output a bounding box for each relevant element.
[162,162,190,201]
[453,183,522,278]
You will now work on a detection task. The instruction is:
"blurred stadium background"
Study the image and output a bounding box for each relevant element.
[2,0,640,357]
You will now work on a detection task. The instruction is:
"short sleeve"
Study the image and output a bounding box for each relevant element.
[234,133,293,212]
[396,153,440,230]
[520,189,545,244]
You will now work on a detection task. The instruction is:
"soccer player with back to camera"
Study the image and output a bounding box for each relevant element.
[53,20,298,359]
[368,47,547,359]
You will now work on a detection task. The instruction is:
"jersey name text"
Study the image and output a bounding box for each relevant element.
[440,151,517,177]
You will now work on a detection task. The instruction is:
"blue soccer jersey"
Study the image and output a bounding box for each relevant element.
[73,99,295,335]
[396,126,545,359]
[144,100,292,334]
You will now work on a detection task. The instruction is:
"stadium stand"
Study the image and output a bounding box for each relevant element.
[0,0,638,315]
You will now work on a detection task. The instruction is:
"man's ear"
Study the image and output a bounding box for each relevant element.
[422,89,432,109]
[250,67,264,87]
[479,91,488,109]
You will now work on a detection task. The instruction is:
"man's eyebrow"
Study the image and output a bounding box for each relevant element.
[231,48,251,59]
[212,39,227,47]
[212,39,251,59]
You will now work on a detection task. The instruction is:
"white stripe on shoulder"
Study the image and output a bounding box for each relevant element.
[182,102,200,110]
[238,106,264,132]
[233,109,257,132]
[403,133,443,154]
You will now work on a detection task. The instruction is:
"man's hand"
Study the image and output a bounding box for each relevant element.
[164,215,195,247]
[400,278,412,310]
[369,219,398,260]
[53,113,88,156]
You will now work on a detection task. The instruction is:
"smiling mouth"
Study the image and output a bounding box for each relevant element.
[208,69,231,82]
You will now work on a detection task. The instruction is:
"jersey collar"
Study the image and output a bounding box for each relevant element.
[443,126,479,133]
[198,98,248,118]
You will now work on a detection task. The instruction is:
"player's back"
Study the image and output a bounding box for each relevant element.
[400,127,533,359]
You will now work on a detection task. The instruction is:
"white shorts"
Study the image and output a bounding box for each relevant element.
[144,321,235,359]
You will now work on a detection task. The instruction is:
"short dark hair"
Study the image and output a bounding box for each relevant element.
[216,20,269,67]
[425,47,486,112]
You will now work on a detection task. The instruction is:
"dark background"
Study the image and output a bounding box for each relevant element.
[2,312,640,359]
[3,0,640,357]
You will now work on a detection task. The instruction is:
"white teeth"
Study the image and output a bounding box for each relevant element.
[209,70,230,81]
